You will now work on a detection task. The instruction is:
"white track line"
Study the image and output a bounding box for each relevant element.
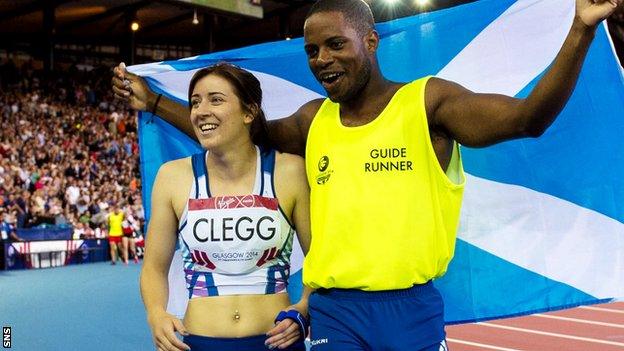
[579,306,624,314]
[478,322,624,347]
[446,338,523,351]
[534,313,624,329]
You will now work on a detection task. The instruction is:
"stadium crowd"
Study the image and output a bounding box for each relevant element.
[0,59,144,243]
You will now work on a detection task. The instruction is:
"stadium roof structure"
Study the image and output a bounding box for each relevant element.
[0,0,474,68]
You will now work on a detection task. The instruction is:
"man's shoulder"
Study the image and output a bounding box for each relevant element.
[421,76,465,123]
[422,76,464,102]
[297,98,325,122]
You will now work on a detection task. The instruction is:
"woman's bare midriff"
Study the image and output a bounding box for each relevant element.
[183,293,291,337]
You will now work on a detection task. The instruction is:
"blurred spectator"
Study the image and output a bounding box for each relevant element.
[1,207,23,242]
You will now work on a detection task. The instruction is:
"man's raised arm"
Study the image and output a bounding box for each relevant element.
[427,0,622,148]
[112,62,323,156]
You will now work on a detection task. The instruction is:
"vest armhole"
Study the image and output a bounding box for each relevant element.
[445,142,466,188]
[421,77,465,189]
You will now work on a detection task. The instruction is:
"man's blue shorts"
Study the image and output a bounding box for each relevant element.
[182,333,306,351]
[308,281,448,351]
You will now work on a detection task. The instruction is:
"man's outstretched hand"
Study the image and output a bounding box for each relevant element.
[112,62,152,111]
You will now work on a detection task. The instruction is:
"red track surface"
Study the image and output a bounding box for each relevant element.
[446,302,624,351]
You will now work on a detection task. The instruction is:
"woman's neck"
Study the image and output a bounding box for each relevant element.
[206,140,257,182]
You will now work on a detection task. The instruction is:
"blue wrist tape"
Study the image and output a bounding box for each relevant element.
[274,309,309,339]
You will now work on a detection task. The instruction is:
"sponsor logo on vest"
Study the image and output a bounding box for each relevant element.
[192,216,276,242]
[318,156,329,171]
[310,338,329,346]
[365,147,413,172]
[217,197,236,209]
[216,195,256,209]
[316,155,333,185]
[240,195,255,207]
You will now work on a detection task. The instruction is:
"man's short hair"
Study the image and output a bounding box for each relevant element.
[306,0,375,36]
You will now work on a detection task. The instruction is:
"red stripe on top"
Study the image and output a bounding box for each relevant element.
[256,248,270,267]
[199,251,216,270]
[268,247,277,260]
[191,251,202,265]
[188,195,278,211]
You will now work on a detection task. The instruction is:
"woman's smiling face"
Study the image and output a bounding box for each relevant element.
[189,74,253,150]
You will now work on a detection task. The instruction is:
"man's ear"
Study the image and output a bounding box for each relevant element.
[365,29,380,52]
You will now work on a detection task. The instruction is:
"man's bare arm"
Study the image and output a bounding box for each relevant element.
[113,62,323,155]
[428,1,621,147]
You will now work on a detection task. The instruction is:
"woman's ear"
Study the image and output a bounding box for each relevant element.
[244,104,259,124]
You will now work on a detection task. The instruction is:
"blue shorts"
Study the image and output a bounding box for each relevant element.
[308,281,448,351]
[183,333,306,351]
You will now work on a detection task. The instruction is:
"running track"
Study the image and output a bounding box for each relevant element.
[1,262,621,350]
[446,302,624,351]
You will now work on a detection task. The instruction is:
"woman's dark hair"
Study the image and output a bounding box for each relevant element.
[188,62,272,150]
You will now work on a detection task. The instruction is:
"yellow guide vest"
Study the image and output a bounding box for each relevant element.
[303,77,465,291]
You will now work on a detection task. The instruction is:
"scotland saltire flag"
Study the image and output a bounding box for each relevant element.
[130,0,624,323]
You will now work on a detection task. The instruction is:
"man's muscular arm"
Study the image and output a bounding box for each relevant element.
[427,0,621,148]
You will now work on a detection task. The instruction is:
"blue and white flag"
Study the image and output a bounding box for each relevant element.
[130,0,624,323]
